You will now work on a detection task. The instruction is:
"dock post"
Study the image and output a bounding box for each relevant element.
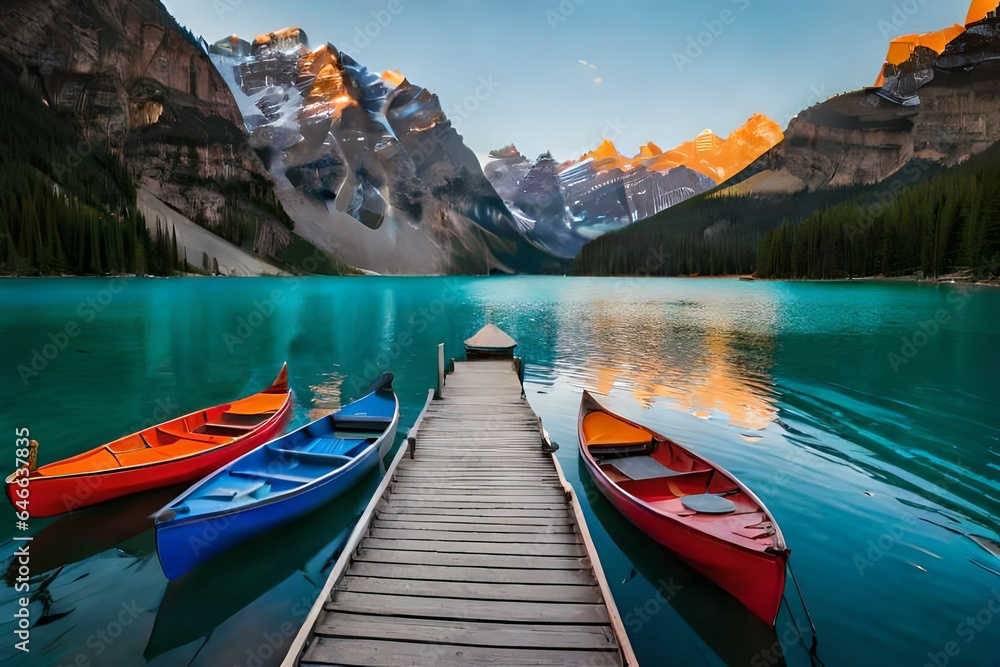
[435,343,445,399]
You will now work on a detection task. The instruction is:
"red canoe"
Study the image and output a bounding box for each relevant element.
[6,365,292,518]
[578,391,789,625]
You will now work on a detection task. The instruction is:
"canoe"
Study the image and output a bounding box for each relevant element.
[464,324,517,359]
[152,372,399,580]
[5,365,292,518]
[578,391,789,625]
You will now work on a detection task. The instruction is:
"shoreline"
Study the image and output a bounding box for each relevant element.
[1,273,997,287]
[749,275,1000,288]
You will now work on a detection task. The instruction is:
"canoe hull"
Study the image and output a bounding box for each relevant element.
[5,405,290,518]
[581,451,787,625]
[155,434,389,580]
[154,373,399,579]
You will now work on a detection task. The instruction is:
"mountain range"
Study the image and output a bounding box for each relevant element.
[481,115,782,258]
[2,0,995,278]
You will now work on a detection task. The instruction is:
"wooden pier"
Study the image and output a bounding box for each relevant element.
[283,355,636,666]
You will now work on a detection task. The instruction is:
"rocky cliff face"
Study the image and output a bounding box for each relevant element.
[744,17,1000,194]
[0,0,293,258]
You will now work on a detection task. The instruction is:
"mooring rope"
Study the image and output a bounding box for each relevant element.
[785,559,825,667]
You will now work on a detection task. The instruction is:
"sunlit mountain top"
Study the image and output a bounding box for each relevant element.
[566,114,783,185]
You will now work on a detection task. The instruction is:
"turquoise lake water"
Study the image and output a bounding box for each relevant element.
[0,276,998,667]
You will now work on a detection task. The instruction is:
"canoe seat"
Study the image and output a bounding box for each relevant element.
[150,439,214,459]
[113,447,172,468]
[227,393,285,416]
[593,443,656,457]
[156,426,218,443]
[230,469,315,485]
[336,417,392,432]
[608,456,686,481]
[106,435,149,454]
[583,412,652,448]
[219,411,272,426]
[305,437,368,457]
[680,493,737,515]
[271,449,353,467]
[197,423,256,436]
[201,480,270,501]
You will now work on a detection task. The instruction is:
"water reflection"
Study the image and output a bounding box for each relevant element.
[3,486,179,582]
[534,287,780,430]
[144,469,379,663]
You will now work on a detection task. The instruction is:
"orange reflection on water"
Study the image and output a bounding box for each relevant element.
[307,373,345,421]
[563,301,778,431]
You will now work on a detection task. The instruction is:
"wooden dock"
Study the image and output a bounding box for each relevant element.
[283,357,636,666]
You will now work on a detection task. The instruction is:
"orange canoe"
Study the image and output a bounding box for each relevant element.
[6,365,292,518]
[579,391,789,625]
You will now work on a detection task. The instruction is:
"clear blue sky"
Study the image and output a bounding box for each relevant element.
[164,0,973,163]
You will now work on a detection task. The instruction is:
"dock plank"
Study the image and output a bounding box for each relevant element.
[370,526,582,544]
[338,575,602,603]
[314,613,617,650]
[302,637,621,666]
[325,590,612,624]
[347,561,598,585]
[374,519,577,533]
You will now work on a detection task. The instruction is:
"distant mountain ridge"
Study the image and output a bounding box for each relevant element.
[572,114,783,184]
[482,115,782,258]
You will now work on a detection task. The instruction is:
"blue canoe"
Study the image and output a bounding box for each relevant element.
[152,373,399,580]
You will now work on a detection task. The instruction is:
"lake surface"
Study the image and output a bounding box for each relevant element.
[0,276,998,667]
